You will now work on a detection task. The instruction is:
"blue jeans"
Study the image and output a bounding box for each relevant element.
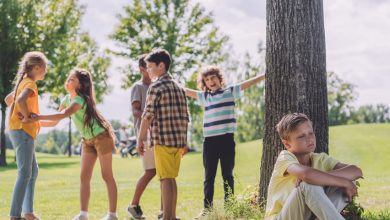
[8,129,39,217]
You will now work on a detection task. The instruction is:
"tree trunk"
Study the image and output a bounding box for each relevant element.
[259,0,328,203]
[0,105,7,166]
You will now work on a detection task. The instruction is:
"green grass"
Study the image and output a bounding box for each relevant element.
[0,123,389,219]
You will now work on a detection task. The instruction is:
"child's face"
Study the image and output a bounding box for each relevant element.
[204,74,222,92]
[146,61,165,80]
[65,73,80,93]
[32,64,47,81]
[140,66,151,81]
[282,121,316,155]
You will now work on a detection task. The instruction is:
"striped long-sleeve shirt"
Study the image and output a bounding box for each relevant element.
[196,84,242,137]
[142,73,189,148]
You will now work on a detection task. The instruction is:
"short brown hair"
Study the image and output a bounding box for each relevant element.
[145,48,171,72]
[197,65,225,91]
[276,113,311,140]
[138,54,147,68]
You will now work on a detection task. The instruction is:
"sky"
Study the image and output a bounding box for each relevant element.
[38,0,390,131]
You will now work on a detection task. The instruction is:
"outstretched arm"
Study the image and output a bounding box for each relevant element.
[36,103,81,122]
[184,88,198,100]
[38,104,66,127]
[240,73,265,91]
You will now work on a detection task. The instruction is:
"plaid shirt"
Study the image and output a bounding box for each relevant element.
[142,73,189,148]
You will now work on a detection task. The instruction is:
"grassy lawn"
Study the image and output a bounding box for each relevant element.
[0,123,389,219]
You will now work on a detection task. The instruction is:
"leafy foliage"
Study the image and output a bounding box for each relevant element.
[109,0,230,88]
[0,0,110,165]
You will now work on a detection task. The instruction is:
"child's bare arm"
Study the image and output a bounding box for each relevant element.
[5,91,15,107]
[136,117,152,156]
[132,101,142,118]
[36,103,81,121]
[328,163,363,181]
[16,88,34,122]
[34,104,65,127]
[240,73,265,91]
[40,120,60,127]
[184,88,198,99]
[287,163,357,201]
[287,164,350,187]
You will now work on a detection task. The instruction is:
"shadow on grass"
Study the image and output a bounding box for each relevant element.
[0,160,79,172]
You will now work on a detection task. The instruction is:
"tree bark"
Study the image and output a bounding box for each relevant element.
[259,0,328,203]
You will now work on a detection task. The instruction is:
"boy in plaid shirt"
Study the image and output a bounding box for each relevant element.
[137,49,189,220]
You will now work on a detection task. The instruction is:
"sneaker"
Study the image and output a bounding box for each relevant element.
[100,214,118,220]
[126,205,145,219]
[72,214,88,220]
[157,214,180,220]
[194,209,208,219]
[157,211,163,219]
[24,213,41,220]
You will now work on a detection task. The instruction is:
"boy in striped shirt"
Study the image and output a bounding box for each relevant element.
[185,66,265,217]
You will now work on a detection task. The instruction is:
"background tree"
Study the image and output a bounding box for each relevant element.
[259,0,328,202]
[350,104,390,124]
[0,0,111,166]
[327,71,356,125]
[109,0,230,146]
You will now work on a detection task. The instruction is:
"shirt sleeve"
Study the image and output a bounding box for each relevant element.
[142,85,161,120]
[60,95,70,108]
[130,84,142,104]
[232,84,242,99]
[274,151,300,178]
[319,153,340,171]
[196,91,206,106]
[72,96,84,106]
[21,81,38,96]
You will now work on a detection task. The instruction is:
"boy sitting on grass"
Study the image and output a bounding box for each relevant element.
[265,113,363,220]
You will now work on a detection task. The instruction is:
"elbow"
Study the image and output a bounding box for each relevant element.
[5,99,11,107]
[352,165,363,179]
[298,168,312,182]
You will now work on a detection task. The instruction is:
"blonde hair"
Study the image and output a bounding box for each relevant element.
[276,113,311,140]
[197,65,225,91]
[9,51,48,119]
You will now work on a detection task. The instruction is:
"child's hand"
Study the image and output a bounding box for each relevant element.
[136,140,145,156]
[295,178,302,187]
[343,180,358,202]
[21,116,34,124]
[29,113,39,121]
[181,146,189,158]
[17,112,24,120]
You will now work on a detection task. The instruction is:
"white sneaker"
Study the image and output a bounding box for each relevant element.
[72,214,88,220]
[100,214,118,220]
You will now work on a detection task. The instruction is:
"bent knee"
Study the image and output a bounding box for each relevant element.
[299,182,324,194]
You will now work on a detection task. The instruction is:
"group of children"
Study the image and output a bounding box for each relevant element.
[5,49,362,220]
